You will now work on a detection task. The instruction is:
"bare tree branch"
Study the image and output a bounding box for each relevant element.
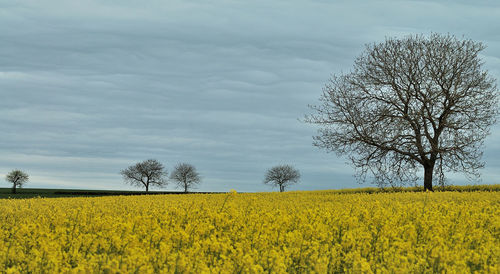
[120,159,168,192]
[170,163,201,193]
[263,165,301,192]
[5,170,29,194]
[306,34,498,190]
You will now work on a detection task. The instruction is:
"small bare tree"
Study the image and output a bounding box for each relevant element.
[170,163,201,192]
[306,34,498,191]
[6,170,29,194]
[264,165,301,192]
[120,159,167,192]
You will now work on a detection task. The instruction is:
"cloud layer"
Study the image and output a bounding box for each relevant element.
[1,0,499,191]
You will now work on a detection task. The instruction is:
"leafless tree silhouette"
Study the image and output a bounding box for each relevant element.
[170,163,201,192]
[264,165,301,192]
[120,159,167,192]
[306,34,498,191]
[5,170,29,194]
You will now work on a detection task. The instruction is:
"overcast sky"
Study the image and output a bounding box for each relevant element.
[1,0,499,192]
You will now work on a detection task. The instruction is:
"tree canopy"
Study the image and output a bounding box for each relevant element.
[264,165,301,192]
[120,159,168,192]
[306,34,498,191]
[6,169,29,194]
[170,163,201,192]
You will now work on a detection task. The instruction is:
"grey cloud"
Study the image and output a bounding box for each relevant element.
[1,0,499,191]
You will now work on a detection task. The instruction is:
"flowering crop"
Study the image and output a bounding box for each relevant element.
[0,191,498,273]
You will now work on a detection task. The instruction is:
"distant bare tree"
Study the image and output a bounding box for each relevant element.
[264,165,301,192]
[306,34,498,191]
[120,159,167,192]
[170,163,201,192]
[6,170,29,194]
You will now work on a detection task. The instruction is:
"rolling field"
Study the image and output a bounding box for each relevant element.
[0,189,499,273]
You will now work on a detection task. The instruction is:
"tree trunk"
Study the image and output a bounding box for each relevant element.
[184,184,188,193]
[12,184,16,194]
[145,184,149,192]
[279,185,284,192]
[424,166,433,191]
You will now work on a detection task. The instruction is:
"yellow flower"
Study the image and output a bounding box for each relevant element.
[0,189,498,272]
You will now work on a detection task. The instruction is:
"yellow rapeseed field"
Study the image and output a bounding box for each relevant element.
[0,190,498,273]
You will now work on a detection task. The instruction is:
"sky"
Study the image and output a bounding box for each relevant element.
[1,0,499,192]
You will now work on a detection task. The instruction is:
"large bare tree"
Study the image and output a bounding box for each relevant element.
[264,165,301,192]
[5,170,29,194]
[170,163,201,192]
[306,34,498,191]
[120,159,168,192]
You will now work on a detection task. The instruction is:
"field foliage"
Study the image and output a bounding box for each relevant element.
[0,190,498,273]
